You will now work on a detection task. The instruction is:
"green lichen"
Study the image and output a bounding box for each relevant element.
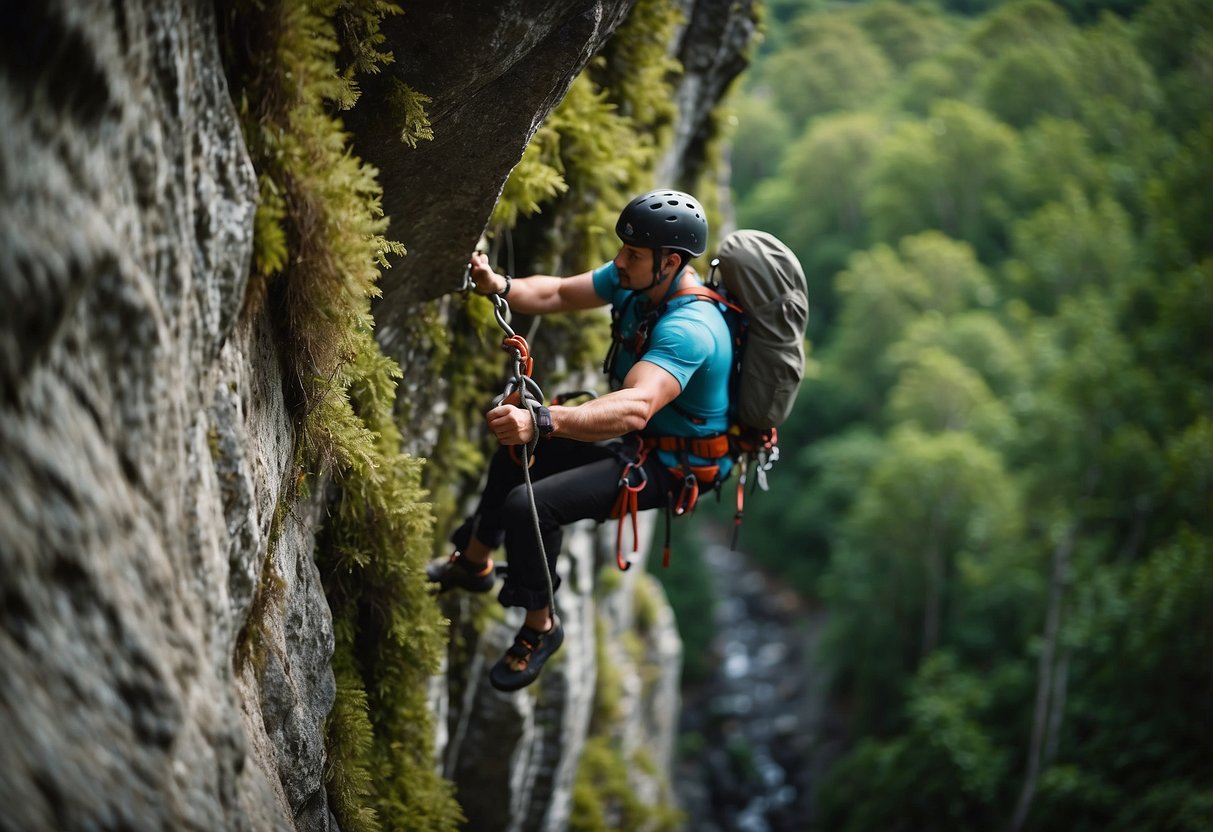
[633,572,661,636]
[332,0,401,110]
[317,336,462,831]
[575,583,682,830]
[588,610,624,733]
[571,739,685,832]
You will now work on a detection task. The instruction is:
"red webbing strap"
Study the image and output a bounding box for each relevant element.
[610,441,652,571]
[663,284,743,315]
[662,499,673,568]
[652,433,731,459]
[731,455,747,550]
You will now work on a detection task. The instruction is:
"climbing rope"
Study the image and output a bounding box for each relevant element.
[482,284,559,622]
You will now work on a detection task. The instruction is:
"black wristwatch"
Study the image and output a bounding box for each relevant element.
[536,406,554,438]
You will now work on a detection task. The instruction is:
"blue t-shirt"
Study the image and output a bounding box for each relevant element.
[592,262,734,475]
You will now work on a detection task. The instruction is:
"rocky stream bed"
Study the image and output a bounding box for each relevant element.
[673,542,845,831]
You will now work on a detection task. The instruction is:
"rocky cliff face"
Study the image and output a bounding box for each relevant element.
[0,0,272,827]
[432,515,681,832]
[0,1,755,829]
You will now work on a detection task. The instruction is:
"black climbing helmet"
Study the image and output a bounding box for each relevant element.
[615,190,708,259]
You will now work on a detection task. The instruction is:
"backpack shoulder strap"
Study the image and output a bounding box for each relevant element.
[662,285,741,314]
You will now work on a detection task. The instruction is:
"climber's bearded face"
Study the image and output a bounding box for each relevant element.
[615,245,686,294]
[613,244,657,288]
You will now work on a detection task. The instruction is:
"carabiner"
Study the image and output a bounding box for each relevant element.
[673,472,700,516]
[617,460,648,492]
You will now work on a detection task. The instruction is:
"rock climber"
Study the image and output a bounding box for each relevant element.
[428,189,734,692]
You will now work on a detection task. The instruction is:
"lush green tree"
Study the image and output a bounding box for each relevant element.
[738,111,887,337]
[1005,185,1138,314]
[888,346,1017,444]
[825,232,993,417]
[821,426,1023,732]
[723,3,1213,829]
[1015,117,1112,208]
[815,652,1012,831]
[893,44,985,115]
[980,41,1084,128]
[1071,15,1163,149]
[1135,0,1213,133]
[1143,121,1213,270]
[854,1,954,69]
[892,311,1029,401]
[1161,416,1213,530]
[726,94,792,201]
[1053,0,1141,23]
[737,426,888,593]
[967,0,1077,56]
[761,13,893,126]
[1032,532,1213,831]
[778,111,886,248]
[1128,261,1213,435]
[863,100,1021,257]
[1134,0,1213,75]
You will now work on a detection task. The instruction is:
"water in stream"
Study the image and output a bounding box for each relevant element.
[672,542,844,831]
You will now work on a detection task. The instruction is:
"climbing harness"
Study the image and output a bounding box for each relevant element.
[607,433,730,571]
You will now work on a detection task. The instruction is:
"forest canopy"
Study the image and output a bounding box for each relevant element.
[724,0,1212,828]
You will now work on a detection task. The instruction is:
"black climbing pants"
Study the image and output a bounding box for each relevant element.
[453,435,677,610]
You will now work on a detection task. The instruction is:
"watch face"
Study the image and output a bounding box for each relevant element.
[538,406,554,436]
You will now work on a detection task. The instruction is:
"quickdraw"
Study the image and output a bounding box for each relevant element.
[609,444,650,572]
[473,269,557,619]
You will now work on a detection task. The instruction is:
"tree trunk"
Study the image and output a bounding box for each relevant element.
[1008,519,1076,832]
[921,506,945,658]
[1044,647,1070,765]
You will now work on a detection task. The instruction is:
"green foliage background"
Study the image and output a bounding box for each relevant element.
[726,0,1213,828]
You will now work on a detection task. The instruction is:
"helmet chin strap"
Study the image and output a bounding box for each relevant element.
[637,249,685,294]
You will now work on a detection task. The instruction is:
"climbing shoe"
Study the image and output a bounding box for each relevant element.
[489,616,564,692]
[426,553,496,594]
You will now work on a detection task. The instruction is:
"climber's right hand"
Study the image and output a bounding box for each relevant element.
[469,251,507,295]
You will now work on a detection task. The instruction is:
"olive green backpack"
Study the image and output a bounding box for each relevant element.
[708,229,809,437]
